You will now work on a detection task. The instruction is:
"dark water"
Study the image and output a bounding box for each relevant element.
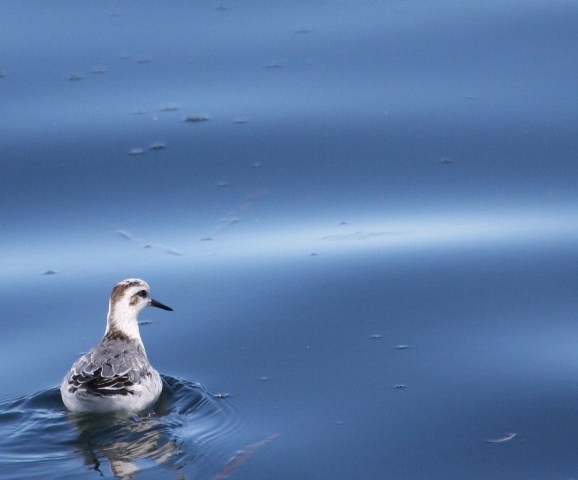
[2,1,578,479]
[0,378,237,479]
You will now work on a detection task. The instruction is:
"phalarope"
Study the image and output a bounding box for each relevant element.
[60,279,173,413]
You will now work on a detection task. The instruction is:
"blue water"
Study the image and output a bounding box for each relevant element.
[0,377,237,478]
[2,1,578,478]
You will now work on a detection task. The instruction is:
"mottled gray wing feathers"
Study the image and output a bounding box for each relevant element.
[65,339,151,397]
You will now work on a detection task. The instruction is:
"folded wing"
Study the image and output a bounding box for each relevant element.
[65,339,151,397]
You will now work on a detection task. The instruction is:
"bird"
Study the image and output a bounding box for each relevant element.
[60,279,173,413]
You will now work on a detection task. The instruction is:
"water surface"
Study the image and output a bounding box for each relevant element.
[1,1,578,478]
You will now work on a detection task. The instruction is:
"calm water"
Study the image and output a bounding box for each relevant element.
[2,1,578,479]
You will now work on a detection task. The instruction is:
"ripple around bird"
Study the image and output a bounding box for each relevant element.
[0,376,240,479]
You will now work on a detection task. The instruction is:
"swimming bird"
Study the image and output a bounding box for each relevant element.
[60,279,173,413]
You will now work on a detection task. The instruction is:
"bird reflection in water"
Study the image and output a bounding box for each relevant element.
[68,410,185,478]
[65,378,222,479]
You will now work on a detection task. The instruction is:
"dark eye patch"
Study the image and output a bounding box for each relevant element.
[137,290,148,298]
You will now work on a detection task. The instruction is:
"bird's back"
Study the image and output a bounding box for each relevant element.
[61,337,162,413]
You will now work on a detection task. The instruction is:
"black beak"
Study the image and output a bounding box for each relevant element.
[149,298,173,311]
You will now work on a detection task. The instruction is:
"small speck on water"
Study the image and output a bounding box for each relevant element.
[185,115,209,123]
[233,117,248,124]
[370,334,383,339]
[439,156,453,164]
[485,433,517,444]
[200,237,213,241]
[91,66,107,74]
[217,181,228,188]
[161,104,180,112]
[213,392,230,399]
[68,74,83,81]
[42,270,57,275]
[396,344,409,350]
[149,142,166,150]
[129,148,145,155]
[259,377,270,382]
[138,320,152,326]
[265,62,282,69]
[393,384,407,389]
[309,252,320,256]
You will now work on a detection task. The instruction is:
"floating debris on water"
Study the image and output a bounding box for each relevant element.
[116,229,183,256]
[149,142,166,150]
[213,392,230,399]
[218,218,239,228]
[204,189,267,239]
[185,115,209,123]
[486,433,517,444]
[393,384,407,389]
[213,434,280,480]
[42,270,57,275]
[396,344,409,350]
[370,334,383,339]
[129,148,145,155]
[161,104,180,112]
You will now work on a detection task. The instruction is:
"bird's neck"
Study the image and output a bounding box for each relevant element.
[104,300,144,346]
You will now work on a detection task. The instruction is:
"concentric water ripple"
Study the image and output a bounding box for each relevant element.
[0,377,239,479]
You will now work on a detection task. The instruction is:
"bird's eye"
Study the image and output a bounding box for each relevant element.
[137,290,148,298]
